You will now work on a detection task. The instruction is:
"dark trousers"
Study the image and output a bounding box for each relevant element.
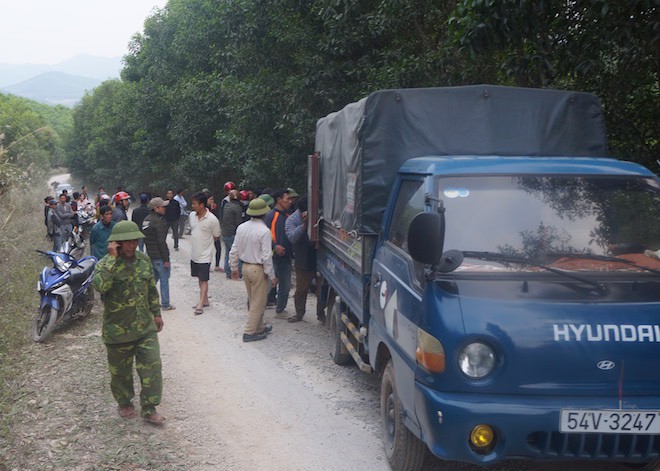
[214,239,222,267]
[272,257,292,312]
[178,214,187,237]
[165,219,179,248]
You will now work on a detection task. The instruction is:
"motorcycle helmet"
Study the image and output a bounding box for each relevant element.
[239,190,249,201]
[114,191,130,203]
[223,181,236,193]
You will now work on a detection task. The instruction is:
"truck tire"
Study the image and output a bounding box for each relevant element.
[329,302,351,365]
[381,359,428,471]
[33,305,58,343]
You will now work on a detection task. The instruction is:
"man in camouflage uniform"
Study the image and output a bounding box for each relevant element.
[92,220,166,425]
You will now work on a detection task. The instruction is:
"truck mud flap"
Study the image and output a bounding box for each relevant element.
[340,313,373,373]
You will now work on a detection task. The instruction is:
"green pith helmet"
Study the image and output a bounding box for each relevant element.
[247,198,270,216]
[258,193,274,208]
[108,220,145,241]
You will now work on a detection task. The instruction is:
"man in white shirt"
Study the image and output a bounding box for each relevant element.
[189,191,221,315]
[173,188,188,238]
[229,198,278,342]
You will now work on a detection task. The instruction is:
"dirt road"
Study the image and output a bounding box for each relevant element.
[157,235,389,471]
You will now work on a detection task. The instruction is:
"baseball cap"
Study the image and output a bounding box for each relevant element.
[148,197,169,209]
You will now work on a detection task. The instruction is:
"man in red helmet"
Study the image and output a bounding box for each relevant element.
[112,191,130,222]
[239,190,250,221]
[214,181,236,271]
[219,181,236,220]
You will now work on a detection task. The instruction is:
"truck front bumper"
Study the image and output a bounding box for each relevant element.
[415,382,660,465]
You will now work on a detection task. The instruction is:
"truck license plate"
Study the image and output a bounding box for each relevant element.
[560,409,660,434]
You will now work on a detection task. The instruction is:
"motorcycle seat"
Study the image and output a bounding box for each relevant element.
[69,259,95,287]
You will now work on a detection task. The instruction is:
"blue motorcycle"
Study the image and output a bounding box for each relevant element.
[34,238,97,342]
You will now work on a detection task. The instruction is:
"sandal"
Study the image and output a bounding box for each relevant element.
[118,404,138,418]
[143,412,166,426]
[194,308,204,315]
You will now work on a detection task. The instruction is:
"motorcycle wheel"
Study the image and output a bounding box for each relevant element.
[79,287,95,318]
[33,305,58,342]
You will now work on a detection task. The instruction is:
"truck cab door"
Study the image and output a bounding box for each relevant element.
[371,178,428,421]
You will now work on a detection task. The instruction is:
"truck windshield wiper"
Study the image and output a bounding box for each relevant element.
[461,251,607,294]
[546,252,660,276]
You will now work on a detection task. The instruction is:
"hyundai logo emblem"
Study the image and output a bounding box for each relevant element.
[597,360,615,371]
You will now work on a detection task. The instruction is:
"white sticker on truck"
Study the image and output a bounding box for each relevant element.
[553,324,660,342]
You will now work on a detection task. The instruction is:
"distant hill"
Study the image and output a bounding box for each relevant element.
[1,71,102,107]
[50,54,123,81]
[0,54,121,88]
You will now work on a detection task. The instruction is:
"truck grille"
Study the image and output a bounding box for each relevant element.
[527,431,660,460]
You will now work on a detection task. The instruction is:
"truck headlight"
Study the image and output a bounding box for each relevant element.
[458,342,495,379]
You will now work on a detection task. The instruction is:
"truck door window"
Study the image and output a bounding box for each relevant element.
[387,180,426,284]
[388,181,425,249]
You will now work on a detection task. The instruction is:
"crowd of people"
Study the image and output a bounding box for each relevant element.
[45,180,323,424]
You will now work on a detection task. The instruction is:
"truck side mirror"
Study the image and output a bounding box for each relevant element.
[407,212,445,265]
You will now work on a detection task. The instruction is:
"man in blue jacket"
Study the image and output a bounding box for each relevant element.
[90,206,116,260]
[285,195,325,323]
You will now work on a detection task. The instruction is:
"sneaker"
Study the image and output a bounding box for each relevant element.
[162,305,176,311]
[287,316,303,323]
[257,324,273,335]
[214,267,222,272]
[266,301,276,308]
[243,332,267,342]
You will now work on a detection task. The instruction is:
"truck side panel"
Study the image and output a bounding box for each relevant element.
[317,245,367,324]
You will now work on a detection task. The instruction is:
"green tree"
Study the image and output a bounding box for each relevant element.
[0,93,71,192]
[449,0,659,166]
[67,0,659,194]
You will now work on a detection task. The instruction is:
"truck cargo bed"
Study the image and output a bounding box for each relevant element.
[317,221,376,322]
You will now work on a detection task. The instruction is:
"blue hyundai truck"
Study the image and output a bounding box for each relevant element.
[308,85,660,470]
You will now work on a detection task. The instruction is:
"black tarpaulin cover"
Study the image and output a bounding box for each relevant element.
[315,85,608,235]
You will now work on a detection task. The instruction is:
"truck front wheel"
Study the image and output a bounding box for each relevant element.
[329,302,351,365]
[381,359,427,471]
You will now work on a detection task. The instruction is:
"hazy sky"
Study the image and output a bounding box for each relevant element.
[0,0,169,64]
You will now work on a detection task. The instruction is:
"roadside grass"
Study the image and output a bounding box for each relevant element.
[0,186,49,441]
[0,183,192,470]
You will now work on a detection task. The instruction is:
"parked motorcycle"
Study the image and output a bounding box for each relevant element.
[34,240,98,342]
[63,228,86,260]
[77,204,95,240]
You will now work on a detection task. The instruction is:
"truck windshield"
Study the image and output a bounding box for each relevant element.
[438,175,660,273]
